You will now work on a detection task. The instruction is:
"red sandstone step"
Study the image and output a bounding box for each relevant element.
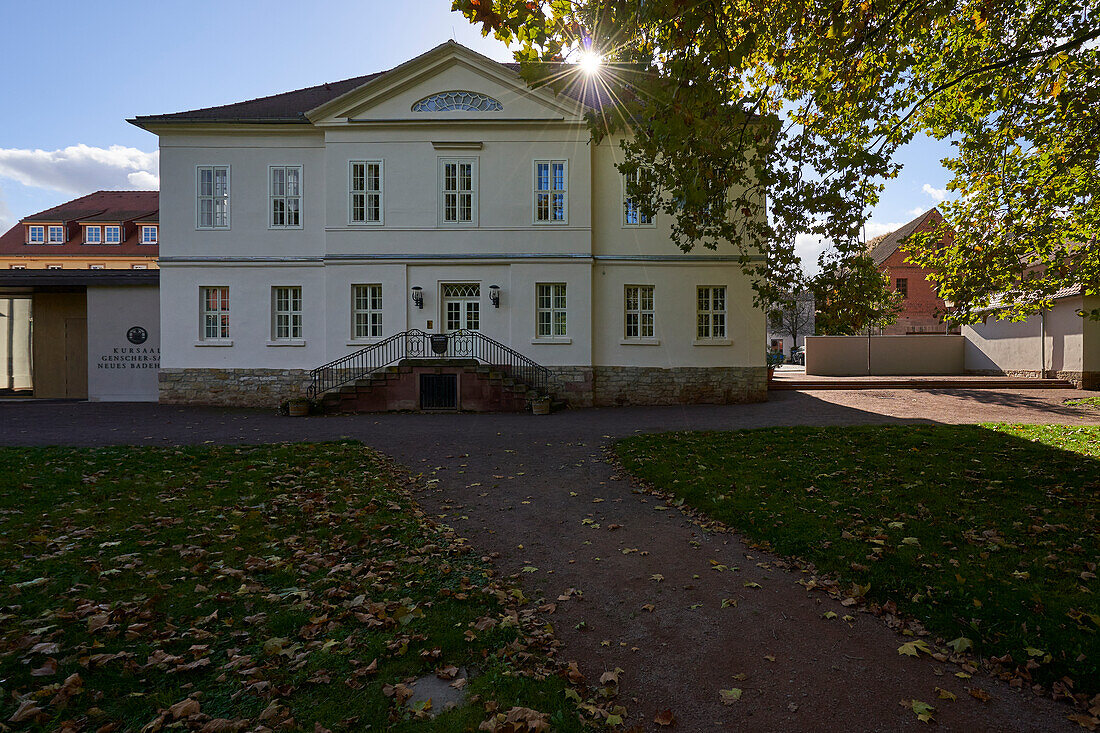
[769,377,1074,390]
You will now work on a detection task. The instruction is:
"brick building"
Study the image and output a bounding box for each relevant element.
[867,208,956,335]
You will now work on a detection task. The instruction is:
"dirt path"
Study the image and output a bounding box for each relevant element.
[3,388,1097,730]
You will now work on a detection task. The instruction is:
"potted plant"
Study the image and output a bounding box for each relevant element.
[287,397,311,417]
[531,396,552,415]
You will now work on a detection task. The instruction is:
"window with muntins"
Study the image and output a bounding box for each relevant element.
[412,91,502,112]
[623,171,654,226]
[352,284,383,339]
[697,286,727,339]
[27,226,44,244]
[48,226,65,243]
[272,286,302,340]
[442,283,480,331]
[349,161,382,223]
[85,226,101,244]
[534,161,567,222]
[625,285,655,339]
[536,283,567,337]
[441,159,476,224]
[197,166,230,228]
[201,287,230,340]
[270,166,301,228]
[140,226,158,244]
[896,278,908,299]
[105,226,121,244]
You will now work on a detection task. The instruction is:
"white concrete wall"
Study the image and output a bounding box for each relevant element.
[87,285,160,401]
[963,297,1087,374]
[806,335,964,376]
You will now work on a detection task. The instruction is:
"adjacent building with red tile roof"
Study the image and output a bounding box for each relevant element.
[867,208,955,334]
[0,191,158,270]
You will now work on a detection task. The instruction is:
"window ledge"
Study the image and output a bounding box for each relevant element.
[620,338,660,346]
[266,340,306,347]
[693,338,732,346]
[347,339,382,347]
[195,340,233,347]
[531,338,572,345]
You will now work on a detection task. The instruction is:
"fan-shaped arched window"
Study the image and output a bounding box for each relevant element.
[412,91,503,112]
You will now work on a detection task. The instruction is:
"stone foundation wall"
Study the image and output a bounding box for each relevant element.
[965,368,1099,390]
[546,365,767,407]
[159,368,311,407]
[161,364,769,409]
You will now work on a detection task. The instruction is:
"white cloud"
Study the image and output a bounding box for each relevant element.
[0,185,12,233]
[921,183,945,201]
[864,221,904,240]
[0,144,159,195]
[908,207,926,216]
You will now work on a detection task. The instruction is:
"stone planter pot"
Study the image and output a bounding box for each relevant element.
[288,399,310,417]
[531,397,551,415]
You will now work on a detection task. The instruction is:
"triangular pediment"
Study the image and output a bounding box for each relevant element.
[307,41,585,125]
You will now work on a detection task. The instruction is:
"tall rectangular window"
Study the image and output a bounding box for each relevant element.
[140,225,158,244]
[270,166,301,228]
[697,286,727,339]
[197,165,230,229]
[272,286,302,341]
[48,226,65,243]
[105,226,121,243]
[201,286,230,340]
[352,284,383,339]
[536,283,567,338]
[85,226,101,244]
[441,158,476,224]
[623,171,654,226]
[27,226,44,244]
[534,160,567,222]
[896,278,908,299]
[349,161,382,223]
[624,285,655,339]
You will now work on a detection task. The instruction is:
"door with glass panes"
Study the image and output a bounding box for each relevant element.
[441,283,480,332]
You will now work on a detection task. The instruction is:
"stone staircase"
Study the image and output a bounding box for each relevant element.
[320,361,542,414]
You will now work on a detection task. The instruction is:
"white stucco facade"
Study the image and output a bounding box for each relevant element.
[137,42,766,407]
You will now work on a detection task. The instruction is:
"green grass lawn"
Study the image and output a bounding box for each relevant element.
[615,424,1100,696]
[0,443,582,732]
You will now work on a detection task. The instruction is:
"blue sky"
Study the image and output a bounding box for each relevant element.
[0,0,953,268]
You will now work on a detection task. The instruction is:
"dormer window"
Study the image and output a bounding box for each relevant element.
[412,91,502,112]
[85,226,102,244]
[105,226,121,244]
[141,225,158,244]
[47,226,65,243]
[27,226,44,244]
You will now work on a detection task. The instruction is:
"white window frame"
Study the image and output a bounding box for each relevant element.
[89,264,105,269]
[622,171,655,228]
[47,225,65,244]
[104,225,121,244]
[351,284,383,341]
[46,264,63,270]
[439,157,478,226]
[624,284,656,341]
[349,160,383,225]
[196,165,231,230]
[140,225,158,244]
[199,286,231,342]
[131,264,148,270]
[271,286,303,343]
[535,283,568,340]
[268,165,302,229]
[10,264,26,270]
[533,160,568,224]
[696,285,728,342]
[85,226,102,244]
[27,226,44,244]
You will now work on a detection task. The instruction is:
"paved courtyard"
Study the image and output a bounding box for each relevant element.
[3,387,1097,731]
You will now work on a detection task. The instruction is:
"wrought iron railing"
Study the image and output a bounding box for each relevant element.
[307,329,553,399]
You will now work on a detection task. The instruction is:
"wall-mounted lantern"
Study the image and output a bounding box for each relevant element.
[411,286,423,309]
[489,284,501,308]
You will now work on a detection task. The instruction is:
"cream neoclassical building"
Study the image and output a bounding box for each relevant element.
[131,42,765,409]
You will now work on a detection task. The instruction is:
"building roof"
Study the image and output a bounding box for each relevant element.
[0,268,159,289]
[130,41,628,127]
[867,208,942,266]
[0,191,159,257]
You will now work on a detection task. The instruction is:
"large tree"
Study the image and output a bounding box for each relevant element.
[454,0,1098,318]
